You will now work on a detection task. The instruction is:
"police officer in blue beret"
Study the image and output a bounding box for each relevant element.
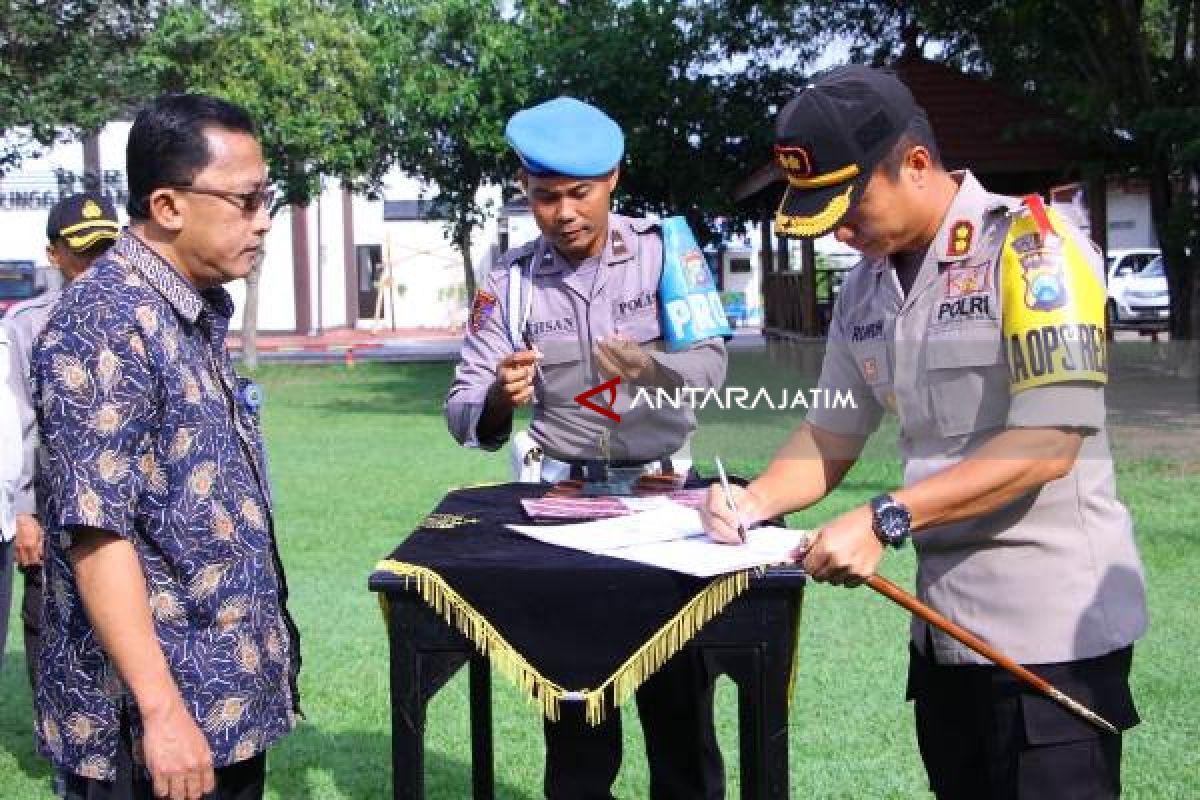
[446,97,729,799]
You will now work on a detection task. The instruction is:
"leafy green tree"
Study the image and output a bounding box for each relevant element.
[365,0,537,300]
[524,0,812,240]
[139,0,389,365]
[806,0,1200,362]
[0,0,159,173]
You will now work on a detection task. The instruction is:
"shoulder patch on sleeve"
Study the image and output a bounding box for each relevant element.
[468,289,498,333]
[1000,205,1108,393]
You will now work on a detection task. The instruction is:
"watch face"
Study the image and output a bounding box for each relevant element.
[877,502,911,544]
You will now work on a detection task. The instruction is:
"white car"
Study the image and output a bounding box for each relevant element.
[1107,255,1170,331]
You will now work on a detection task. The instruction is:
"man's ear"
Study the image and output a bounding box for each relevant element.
[605,167,620,193]
[147,189,185,233]
[905,146,934,179]
[517,168,529,194]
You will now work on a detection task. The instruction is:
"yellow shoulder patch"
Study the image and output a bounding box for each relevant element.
[1001,206,1108,392]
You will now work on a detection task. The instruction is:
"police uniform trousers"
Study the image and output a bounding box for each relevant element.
[908,641,1139,800]
[64,711,266,800]
[21,563,44,694]
[544,646,724,800]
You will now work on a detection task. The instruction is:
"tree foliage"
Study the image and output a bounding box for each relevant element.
[0,0,160,173]
[138,0,390,364]
[365,0,537,299]
[806,0,1200,348]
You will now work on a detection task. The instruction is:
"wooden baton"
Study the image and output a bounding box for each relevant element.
[865,574,1118,735]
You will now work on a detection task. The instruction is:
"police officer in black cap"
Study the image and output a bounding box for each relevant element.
[3,191,119,698]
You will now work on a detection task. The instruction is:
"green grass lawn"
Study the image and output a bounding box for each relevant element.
[2,356,1197,798]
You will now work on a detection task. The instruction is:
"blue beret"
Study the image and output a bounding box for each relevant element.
[506,97,624,177]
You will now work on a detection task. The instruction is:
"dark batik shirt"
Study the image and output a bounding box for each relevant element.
[31,232,300,780]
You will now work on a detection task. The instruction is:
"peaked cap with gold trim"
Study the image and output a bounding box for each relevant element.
[773,65,926,239]
[46,191,120,253]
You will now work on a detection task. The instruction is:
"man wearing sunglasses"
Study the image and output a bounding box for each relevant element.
[29,94,299,800]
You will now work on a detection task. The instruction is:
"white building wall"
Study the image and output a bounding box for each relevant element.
[223,209,297,332]
[1106,183,1158,251]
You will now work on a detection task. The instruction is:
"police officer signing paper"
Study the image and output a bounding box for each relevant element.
[702,66,1146,799]
[446,97,728,799]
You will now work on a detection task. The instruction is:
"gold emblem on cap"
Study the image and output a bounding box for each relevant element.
[82,199,103,219]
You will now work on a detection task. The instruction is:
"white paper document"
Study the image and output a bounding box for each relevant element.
[507,503,809,577]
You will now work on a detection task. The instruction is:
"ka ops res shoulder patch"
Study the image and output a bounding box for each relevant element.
[1001,197,1109,393]
[470,290,498,333]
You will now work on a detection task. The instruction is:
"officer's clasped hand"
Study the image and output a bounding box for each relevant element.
[594,334,657,385]
[494,349,543,408]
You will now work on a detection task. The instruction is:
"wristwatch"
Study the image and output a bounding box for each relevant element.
[869,494,911,548]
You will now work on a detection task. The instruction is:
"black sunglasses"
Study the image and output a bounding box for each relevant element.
[167,184,276,213]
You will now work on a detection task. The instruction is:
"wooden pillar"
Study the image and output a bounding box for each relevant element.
[760,215,774,274]
[342,188,358,327]
[291,205,312,334]
[800,238,818,336]
[777,235,790,272]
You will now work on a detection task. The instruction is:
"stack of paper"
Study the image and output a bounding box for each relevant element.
[507,504,809,578]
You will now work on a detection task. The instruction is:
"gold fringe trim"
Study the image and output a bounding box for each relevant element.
[374,559,754,725]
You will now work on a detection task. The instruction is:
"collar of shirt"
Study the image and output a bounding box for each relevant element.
[535,213,641,276]
[929,170,1015,265]
[113,232,236,344]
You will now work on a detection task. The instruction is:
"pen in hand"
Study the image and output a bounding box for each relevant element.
[714,456,747,544]
[521,327,546,391]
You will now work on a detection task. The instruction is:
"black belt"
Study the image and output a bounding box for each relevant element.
[567,458,674,482]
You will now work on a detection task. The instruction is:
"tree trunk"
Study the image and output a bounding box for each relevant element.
[458,221,477,302]
[1147,163,1198,376]
[242,252,264,371]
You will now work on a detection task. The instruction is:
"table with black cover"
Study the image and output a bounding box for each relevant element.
[368,482,805,800]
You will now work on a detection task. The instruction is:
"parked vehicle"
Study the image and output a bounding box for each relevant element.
[0,260,38,318]
[1107,256,1170,331]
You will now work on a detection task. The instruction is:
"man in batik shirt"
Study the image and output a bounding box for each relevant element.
[32,93,299,800]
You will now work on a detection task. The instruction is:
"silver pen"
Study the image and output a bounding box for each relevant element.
[714,456,747,544]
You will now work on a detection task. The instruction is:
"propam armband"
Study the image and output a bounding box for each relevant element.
[1001,198,1108,393]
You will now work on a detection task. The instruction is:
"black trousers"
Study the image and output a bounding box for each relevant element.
[20,562,44,695]
[908,643,1139,800]
[543,647,724,800]
[64,714,266,800]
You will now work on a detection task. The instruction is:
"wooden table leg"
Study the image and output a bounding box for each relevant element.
[469,654,495,799]
[388,593,473,800]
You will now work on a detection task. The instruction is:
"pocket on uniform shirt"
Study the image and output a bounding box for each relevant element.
[534,340,586,404]
[925,339,1009,437]
[614,313,661,345]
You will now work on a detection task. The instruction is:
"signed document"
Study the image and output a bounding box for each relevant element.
[508,505,809,577]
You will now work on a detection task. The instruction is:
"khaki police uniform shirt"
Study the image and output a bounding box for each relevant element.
[1,328,20,540]
[2,288,59,518]
[807,172,1147,665]
[446,213,727,463]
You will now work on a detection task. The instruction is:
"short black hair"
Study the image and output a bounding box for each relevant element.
[879,114,941,180]
[126,94,257,220]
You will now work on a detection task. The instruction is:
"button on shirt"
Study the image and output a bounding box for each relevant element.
[807,172,1147,666]
[31,233,300,780]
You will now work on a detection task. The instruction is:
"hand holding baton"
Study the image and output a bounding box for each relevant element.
[865,574,1118,734]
